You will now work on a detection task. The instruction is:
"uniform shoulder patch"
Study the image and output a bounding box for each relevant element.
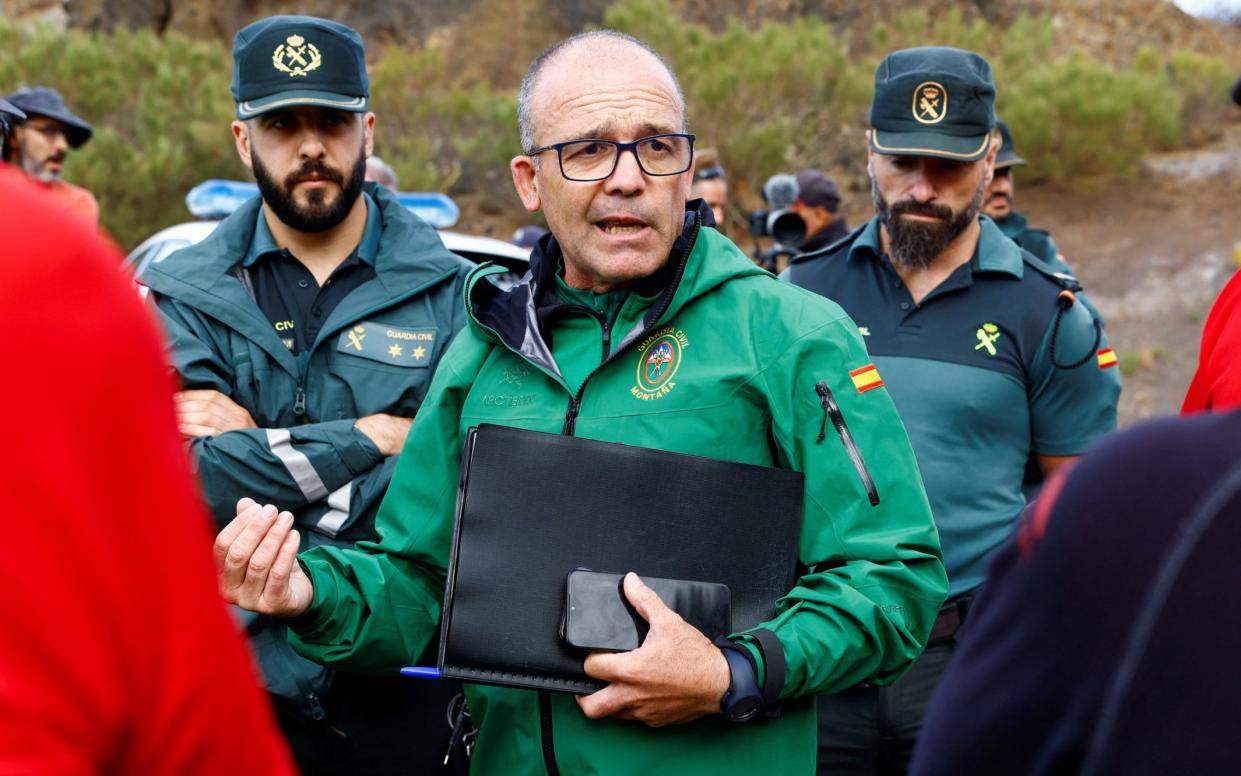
[849,363,884,393]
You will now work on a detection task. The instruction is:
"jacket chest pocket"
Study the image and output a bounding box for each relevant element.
[326,349,436,417]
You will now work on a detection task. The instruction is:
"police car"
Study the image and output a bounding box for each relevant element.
[125,180,531,289]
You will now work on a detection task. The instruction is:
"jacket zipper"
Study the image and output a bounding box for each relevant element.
[815,381,880,506]
[538,691,561,776]
[561,219,701,437]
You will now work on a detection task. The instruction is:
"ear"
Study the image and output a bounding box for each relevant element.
[362,112,375,158]
[982,132,999,186]
[865,131,876,178]
[510,154,541,213]
[232,120,252,171]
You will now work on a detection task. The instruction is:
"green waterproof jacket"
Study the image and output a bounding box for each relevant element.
[141,183,473,716]
[290,204,947,775]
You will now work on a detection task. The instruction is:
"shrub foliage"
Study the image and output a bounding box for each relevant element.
[0,4,1232,248]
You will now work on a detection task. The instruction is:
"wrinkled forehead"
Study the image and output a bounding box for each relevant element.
[532,44,683,143]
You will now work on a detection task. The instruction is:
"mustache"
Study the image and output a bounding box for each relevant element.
[984,192,1010,204]
[888,200,955,220]
[284,159,344,189]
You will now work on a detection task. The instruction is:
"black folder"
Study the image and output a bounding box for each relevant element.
[437,424,805,693]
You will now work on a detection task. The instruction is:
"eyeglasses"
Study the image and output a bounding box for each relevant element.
[527,133,696,182]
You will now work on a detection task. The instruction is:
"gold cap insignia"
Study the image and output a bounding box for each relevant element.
[913,82,947,125]
[272,34,322,78]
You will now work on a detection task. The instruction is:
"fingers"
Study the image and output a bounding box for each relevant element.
[263,527,301,604]
[576,683,632,720]
[583,650,627,682]
[236,497,257,516]
[622,572,669,625]
[216,503,279,602]
[238,511,294,603]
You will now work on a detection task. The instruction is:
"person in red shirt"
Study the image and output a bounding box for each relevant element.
[0,166,295,775]
[1182,268,1241,413]
[3,86,100,226]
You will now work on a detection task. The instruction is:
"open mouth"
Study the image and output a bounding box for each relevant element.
[595,217,648,236]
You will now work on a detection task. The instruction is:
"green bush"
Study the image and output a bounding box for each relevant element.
[0,21,239,248]
[0,5,1234,248]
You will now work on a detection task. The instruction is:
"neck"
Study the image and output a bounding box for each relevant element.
[263,194,369,284]
[881,217,981,305]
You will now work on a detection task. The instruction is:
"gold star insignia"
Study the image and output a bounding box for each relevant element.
[388,344,403,358]
[412,346,427,360]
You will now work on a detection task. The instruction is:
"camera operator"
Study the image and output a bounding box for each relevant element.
[790,169,848,254]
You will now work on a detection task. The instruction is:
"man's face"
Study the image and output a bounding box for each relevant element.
[233,107,374,233]
[867,143,993,269]
[510,43,692,292]
[982,166,1014,220]
[692,177,727,227]
[10,116,72,183]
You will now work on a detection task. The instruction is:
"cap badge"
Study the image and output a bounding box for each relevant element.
[913,82,947,125]
[272,34,322,78]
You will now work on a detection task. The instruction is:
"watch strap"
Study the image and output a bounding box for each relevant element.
[748,627,786,705]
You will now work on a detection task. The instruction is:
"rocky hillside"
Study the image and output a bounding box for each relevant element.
[5,0,1239,75]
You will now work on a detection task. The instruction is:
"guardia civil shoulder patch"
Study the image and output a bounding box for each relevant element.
[631,327,689,401]
[1097,348,1118,369]
[850,363,884,394]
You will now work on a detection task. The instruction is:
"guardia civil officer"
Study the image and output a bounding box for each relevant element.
[140,15,472,775]
[982,119,1073,274]
[783,47,1121,774]
[213,30,948,775]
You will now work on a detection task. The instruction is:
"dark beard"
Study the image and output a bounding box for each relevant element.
[252,145,367,233]
[873,174,984,269]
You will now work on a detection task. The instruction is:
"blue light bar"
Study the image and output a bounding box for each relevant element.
[186,179,258,219]
[185,179,460,228]
[395,191,459,228]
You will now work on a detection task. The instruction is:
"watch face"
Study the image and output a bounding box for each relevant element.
[728,696,762,723]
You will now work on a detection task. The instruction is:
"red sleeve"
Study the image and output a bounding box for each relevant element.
[0,169,295,775]
[1183,270,1241,414]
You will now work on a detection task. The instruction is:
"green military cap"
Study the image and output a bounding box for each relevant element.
[994,118,1027,169]
[869,46,996,162]
[231,15,370,120]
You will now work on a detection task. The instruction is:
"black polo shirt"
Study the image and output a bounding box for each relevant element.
[239,192,381,354]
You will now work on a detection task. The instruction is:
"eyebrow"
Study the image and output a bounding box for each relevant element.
[575,120,679,140]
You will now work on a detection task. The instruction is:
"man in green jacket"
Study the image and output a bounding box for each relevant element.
[143,15,473,774]
[216,30,946,775]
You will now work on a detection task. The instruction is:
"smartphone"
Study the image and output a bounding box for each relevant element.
[561,569,732,652]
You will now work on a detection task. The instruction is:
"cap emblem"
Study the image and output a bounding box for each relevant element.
[272,34,322,77]
[913,82,947,125]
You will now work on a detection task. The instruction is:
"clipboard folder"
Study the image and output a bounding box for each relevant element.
[436,424,805,693]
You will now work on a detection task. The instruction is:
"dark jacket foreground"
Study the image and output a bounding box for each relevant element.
[911,410,1241,775]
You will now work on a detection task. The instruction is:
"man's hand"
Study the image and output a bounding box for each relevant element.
[175,389,257,437]
[577,572,731,727]
[354,413,413,457]
[215,498,314,618]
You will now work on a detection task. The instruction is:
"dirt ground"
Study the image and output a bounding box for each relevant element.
[1017,141,1241,427]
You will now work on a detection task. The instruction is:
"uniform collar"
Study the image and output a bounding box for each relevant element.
[849,214,1024,279]
[242,191,381,268]
[992,211,1029,239]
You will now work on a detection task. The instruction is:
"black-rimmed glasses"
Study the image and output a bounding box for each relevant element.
[527,133,696,182]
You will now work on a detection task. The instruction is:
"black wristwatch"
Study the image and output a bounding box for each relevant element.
[718,644,764,723]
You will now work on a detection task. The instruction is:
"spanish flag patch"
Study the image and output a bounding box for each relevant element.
[1097,348,1118,369]
[850,363,885,393]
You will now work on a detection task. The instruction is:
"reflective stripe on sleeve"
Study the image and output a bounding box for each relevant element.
[316,481,352,538]
[265,428,329,502]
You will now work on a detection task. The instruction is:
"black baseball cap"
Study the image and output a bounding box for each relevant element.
[869,46,996,162]
[231,15,370,120]
[994,118,1027,169]
[794,169,841,212]
[4,87,92,147]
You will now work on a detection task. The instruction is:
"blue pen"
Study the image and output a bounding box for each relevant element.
[400,666,442,679]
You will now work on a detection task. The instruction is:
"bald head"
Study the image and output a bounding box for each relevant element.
[517,30,686,153]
